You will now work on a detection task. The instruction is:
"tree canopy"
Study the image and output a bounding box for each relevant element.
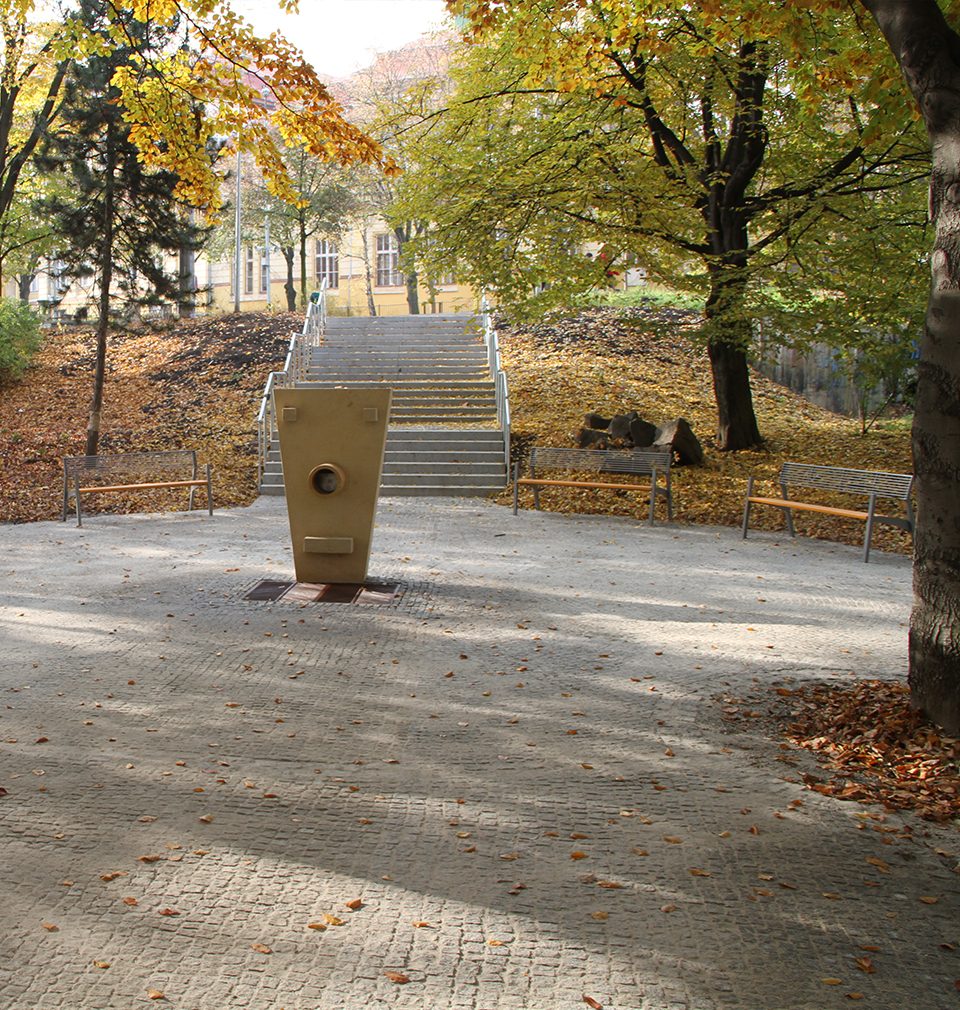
[420,1,929,448]
[0,1,392,228]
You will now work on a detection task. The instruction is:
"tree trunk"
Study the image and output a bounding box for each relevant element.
[405,269,420,314]
[85,126,116,457]
[395,224,420,314]
[18,274,33,303]
[859,0,960,733]
[178,243,195,318]
[298,215,308,311]
[360,228,377,317]
[703,263,762,451]
[281,247,297,311]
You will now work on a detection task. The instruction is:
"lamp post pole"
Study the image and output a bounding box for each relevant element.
[233,146,242,313]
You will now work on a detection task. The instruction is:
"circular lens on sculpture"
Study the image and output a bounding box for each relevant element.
[311,466,341,495]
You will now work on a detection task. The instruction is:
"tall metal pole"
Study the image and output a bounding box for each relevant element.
[233,146,242,313]
[264,211,271,309]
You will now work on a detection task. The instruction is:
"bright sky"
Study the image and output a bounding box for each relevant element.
[231,0,452,78]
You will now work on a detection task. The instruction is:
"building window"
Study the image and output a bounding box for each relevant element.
[244,245,255,294]
[315,239,339,289]
[376,233,402,287]
[260,248,269,294]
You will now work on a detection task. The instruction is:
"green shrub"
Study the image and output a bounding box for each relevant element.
[0,299,41,382]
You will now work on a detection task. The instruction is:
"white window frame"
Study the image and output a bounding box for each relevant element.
[315,239,339,289]
[375,233,402,288]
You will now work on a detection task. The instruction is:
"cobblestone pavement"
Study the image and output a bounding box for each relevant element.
[1,497,956,1010]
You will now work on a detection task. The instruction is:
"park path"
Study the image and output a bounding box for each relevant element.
[0,497,956,1010]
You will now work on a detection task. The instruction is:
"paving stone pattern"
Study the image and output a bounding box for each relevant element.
[0,498,956,1010]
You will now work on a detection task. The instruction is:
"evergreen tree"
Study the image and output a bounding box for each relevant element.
[38,0,207,455]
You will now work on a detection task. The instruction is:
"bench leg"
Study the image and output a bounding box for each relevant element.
[74,481,83,527]
[648,467,658,526]
[741,476,754,538]
[206,465,213,516]
[512,463,520,515]
[780,481,796,537]
[863,492,877,563]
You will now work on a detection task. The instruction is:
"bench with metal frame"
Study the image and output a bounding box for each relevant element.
[62,450,213,527]
[741,462,913,563]
[512,447,673,525]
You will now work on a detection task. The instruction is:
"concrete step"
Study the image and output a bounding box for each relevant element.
[379,484,500,498]
[382,461,506,477]
[385,450,506,464]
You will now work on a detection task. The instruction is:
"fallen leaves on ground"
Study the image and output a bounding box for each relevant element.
[774,680,960,822]
[0,313,292,523]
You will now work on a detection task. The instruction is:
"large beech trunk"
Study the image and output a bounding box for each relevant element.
[861,0,960,733]
[704,262,762,451]
[707,340,762,452]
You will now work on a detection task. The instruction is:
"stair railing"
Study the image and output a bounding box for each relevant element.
[256,282,327,486]
[480,294,511,472]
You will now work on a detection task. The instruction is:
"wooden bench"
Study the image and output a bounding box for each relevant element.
[513,447,673,524]
[741,462,913,563]
[62,450,213,527]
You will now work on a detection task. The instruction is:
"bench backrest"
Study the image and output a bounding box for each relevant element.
[530,447,671,477]
[779,462,913,501]
[63,450,199,486]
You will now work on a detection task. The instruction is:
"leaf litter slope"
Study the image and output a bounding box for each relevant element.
[1,305,913,549]
[0,312,292,523]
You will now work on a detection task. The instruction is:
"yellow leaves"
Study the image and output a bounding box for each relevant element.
[40,922,59,932]
[146,988,165,1000]
[251,943,272,954]
[384,971,410,984]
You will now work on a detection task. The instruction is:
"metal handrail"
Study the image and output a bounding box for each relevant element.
[480,294,511,472]
[256,282,327,487]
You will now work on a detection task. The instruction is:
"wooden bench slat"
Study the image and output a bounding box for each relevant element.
[518,478,653,491]
[78,479,210,494]
[745,495,870,521]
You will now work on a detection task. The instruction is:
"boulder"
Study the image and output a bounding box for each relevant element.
[652,417,704,466]
[628,417,657,447]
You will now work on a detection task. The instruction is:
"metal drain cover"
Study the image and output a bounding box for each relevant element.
[244,579,399,604]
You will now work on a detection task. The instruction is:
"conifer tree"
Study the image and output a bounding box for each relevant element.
[38,0,206,455]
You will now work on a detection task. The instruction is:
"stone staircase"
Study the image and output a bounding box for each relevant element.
[259,314,509,497]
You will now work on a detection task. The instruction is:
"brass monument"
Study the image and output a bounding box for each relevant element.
[275,387,392,584]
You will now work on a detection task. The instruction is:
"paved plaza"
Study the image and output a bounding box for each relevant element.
[0,497,956,1010]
